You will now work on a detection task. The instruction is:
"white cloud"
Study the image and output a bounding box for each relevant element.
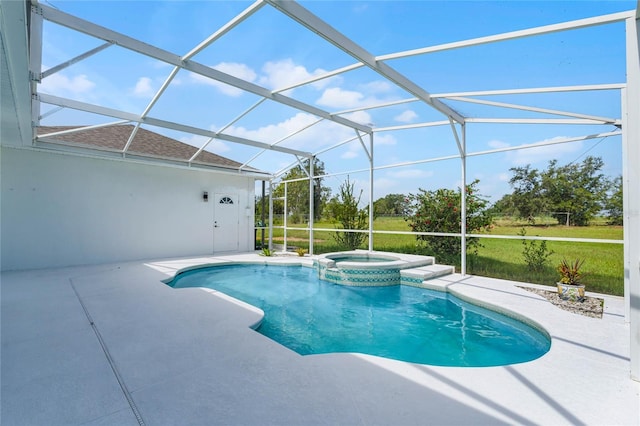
[361,80,394,94]
[394,110,418,123]
[488,139,510,149]
[259,59,336,91]
[189,59,339,97]
[317,87,366,109]
[224,112,322,143]
[190,62,257,97]
[316,84,398,110]
[132,77,155,97]
[39,72,95,95]
[212,106,395,164]
[342,110,373,125]
[374,134,397,146]
[341,150,359,159]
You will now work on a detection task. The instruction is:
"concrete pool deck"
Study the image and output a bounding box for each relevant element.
[1,253,638,425]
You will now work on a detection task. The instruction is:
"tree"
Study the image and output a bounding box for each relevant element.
[373,193,409,216]
[604,176,623,225]
[541,156,607,226]
[489,193,517,217]
[272,158,330,223]
[506,156,610,226]
[331,177,370,250]
[508,164,546,223]
[404,179,493,262]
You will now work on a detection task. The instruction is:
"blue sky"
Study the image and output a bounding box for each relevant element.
[38,0,635,205]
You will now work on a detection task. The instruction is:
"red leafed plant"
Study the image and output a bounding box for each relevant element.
[557,258,585,285]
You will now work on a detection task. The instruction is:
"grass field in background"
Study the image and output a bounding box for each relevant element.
[259,217,624,296]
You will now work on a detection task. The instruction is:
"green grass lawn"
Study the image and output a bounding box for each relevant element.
[260,217,624,296]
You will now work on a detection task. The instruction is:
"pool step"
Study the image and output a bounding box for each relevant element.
[400,264,455,287]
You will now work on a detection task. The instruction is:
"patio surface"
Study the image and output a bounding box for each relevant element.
[2,253,638,425]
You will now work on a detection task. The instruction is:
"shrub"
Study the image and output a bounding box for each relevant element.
[519,228,554,272]
[331,177,371,250]
[404,179,492,262]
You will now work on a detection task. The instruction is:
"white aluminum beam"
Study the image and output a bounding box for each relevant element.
[285,152,463,181]
[1,0,32,146]
[135,3,265,157]
[309,158,315,255]
[32,140,272,178]
[466,131,622,157]
[29,3,44,129]
[368,133,374,251]
[37,93,311,157]
[355,130,372,161]
[448,96,619,124]
[374,120,451,132]
[272,62,364,94]
[624,12,640,382]
[449,117,464,157]
[139,67,180,121]
[38,120,130,138]
[190,99,266,163]
[432,83,626,98]
[122,123,141,155]
[38,93,140,121]
[333,97,419,115]
[312,134,360,157]
[144,117,310,157]
[465,118,620,125]
[460,123,467,275]
[372,153,461,171]
[265,0,465,124]
[39,106,64,120]
[41,42,112,79]
[239,117,323,170]
[182,0,265,60]
[38,3,371,134]
[378,10,634,61]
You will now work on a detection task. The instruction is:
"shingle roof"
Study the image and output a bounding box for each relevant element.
[36,124,256,172]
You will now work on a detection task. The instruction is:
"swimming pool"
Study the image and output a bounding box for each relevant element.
[168,263,549,366]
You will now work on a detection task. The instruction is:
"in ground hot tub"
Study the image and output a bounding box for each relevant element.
[315,250,434,286]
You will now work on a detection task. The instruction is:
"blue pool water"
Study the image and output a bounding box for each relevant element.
[169,264,550,367]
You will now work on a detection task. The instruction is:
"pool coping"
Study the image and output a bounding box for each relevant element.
[1,252,638,425]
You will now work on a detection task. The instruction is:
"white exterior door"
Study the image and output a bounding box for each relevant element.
[213,193,239,253]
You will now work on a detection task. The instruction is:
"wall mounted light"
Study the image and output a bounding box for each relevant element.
[203,191,208,202]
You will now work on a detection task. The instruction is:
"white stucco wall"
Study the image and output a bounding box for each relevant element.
[1,147,256,271]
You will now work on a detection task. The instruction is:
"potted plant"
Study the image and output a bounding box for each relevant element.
[556,258,586,302]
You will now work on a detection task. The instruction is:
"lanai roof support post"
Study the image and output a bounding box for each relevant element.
[449,118,467,276]
[283,182,288,253]
[261,180,266,250]
[268,180,274,252]
[29,2,43,130]
[460,123,467,276]
[368,132,374,252]
[624,11,640,382]
[309,157,315,256]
